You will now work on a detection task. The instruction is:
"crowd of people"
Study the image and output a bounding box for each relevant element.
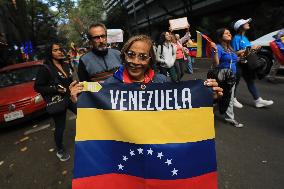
[34,18,281,162]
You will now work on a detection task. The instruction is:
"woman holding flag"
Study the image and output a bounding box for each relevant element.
[69,35,223,102]
[211,28,243,128]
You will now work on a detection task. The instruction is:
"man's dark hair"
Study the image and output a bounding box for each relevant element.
[87,23,107,40]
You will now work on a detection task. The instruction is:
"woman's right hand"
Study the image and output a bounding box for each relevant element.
[251,45,261,50]
[69,81,84,103]
[210,42,218,53]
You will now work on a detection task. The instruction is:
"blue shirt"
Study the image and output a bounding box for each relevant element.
[231,34,251,51]
[212,44,238,74]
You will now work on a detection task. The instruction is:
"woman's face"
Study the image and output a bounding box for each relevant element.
[124,40,151,82]
[171,34,177,43]
[165,32,172,41]
[222,29,232,42]
[242,22,250,31]
[51,44,65,60]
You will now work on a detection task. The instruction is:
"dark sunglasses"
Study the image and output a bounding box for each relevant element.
[90,34,107,41]
[125,50,151,61]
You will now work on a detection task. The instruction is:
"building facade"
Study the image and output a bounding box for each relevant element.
[105,0,284,41]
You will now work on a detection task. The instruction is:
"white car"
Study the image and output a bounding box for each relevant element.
[251,30,284,70]
[251,30,279,46]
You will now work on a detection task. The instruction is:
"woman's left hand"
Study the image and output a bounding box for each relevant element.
[69,81,84,103]
[204,79,223,99]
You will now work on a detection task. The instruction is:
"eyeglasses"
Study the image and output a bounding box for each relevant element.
[125,50,151,62]
[90,34,107,41]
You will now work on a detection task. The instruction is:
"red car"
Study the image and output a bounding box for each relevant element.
[0,61,46,127]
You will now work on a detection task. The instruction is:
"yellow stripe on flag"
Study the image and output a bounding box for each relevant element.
[196,31,202,58]
[75,107,214,144]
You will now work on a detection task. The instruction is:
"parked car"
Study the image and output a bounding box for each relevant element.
[0,61,46,127]
[251,30,284,70]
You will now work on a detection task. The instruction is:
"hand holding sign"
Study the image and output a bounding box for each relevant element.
[169,17,190,31]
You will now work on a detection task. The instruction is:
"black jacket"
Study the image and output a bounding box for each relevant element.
[34,62,73,97]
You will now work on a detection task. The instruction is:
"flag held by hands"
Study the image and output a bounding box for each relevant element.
[196,31,213,58]
[72,80,218,189]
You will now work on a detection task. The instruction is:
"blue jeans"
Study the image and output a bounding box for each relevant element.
[243,78,259,100]
[186,56,194,74]
[235,64,259,100]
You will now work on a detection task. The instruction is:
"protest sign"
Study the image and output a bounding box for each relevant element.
[169,17,189,31]
[107,29,123,43]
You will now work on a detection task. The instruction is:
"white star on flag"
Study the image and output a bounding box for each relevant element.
[137,148,143,154]
[165,159,172,166]
[118,164,124,170]
[147,148,153,155]
[123,156,128,161]
[171,168,178,176]
[130,149,135,156]
[157,152,164,159]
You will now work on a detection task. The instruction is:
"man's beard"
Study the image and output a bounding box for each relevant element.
[93,43,108,56]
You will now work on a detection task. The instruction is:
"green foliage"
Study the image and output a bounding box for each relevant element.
[1,0,105,49]
[57,0,105,47]
[25,0,58,45]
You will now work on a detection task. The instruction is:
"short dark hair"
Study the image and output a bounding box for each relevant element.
[87,23,107,40]
[121,35,156,68]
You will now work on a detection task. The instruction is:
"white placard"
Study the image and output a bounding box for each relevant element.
[169,17,189,31]
[107,29,123,43]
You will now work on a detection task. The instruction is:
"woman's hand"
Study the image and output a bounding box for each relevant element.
[210,42,217,52]
[69,81,84,103]
[204,79,223,99]
[211,42,219,65]
[251,45,261,50]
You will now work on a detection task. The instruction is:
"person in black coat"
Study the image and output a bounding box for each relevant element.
[34,42,76,162]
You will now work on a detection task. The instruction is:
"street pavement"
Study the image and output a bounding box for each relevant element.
[0,59,283,189]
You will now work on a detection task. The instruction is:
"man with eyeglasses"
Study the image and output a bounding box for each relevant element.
[78,23,122,82]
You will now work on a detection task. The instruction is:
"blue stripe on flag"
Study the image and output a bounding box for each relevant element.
[73,139,217,180]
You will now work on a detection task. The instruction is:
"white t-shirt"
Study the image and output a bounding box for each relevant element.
[155,43,177,68]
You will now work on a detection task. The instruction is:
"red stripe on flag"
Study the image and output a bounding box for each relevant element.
[72,171,218,189]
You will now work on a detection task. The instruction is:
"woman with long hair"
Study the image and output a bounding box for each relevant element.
[155,32,178,82]
[212,28,243,127]
[34,42,77,161]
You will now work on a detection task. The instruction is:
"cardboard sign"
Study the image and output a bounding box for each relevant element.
[169,17,189,31]
[107,29,123,43]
